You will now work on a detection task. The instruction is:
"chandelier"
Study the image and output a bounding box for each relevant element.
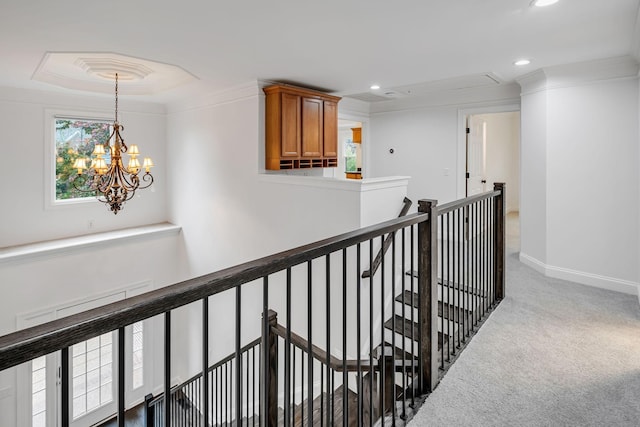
[72,73,154,214]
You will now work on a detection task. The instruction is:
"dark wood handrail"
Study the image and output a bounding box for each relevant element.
[362,197,413,278]
[271,323,373,372]
[437,189,500,215]
[0,211,428,372]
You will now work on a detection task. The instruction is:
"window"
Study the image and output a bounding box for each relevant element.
[31,356,46,427]
[54,117,111,201]
[344,138,357,172]
[131,321,144,389]
[71,333,114,419]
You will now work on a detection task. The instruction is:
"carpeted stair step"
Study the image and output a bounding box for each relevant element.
[383,315,448,350]
[395,290,473,321]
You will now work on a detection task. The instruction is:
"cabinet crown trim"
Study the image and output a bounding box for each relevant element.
[263,84,342,102]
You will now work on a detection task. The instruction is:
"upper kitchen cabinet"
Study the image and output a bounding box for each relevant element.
[264,84,341,170]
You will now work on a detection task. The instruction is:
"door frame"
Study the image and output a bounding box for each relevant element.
[456,104,520,200]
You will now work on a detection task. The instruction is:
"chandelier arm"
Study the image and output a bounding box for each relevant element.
[137,172,154,189]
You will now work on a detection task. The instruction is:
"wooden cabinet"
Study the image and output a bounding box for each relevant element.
[351,127,361,143]
[264,84,341,170]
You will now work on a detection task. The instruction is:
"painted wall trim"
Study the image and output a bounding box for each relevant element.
[517,56,640,95]
[0,86,166,116]
[519,252,639,296]
[0,222,181,265]
[258,174,410,192]
[167,80,261,113]
[369,83,521,114]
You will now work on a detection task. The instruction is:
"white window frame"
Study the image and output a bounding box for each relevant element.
[16,281,153,426]
[44,108,115,210]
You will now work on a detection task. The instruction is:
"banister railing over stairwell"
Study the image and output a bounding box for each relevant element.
[362,197,413,279]
[0,184,505,427]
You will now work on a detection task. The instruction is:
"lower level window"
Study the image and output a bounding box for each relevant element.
[31,356,46,427]
[72,333,113,419]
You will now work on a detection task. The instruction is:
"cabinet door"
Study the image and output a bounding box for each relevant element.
[323,100,338,157]
[301,97,323,157]
[281,92,301,157]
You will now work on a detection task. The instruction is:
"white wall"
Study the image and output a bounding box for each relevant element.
[546,78,639,287]
[476,112,521,213]
[0,87,168,248]
[519,85,548,267]
[369,106,459,205]
[0,86,177,426]
[368,86,521,207]
[518,58,639,295]
[165,82,409,383]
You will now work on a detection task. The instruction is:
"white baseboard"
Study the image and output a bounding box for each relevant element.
[519,253,639,296]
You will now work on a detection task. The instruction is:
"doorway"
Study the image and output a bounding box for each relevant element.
[465,111,521,246]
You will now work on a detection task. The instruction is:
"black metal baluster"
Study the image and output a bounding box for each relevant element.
[320,364,324,426]
[357,243,363,424]
[325,254,332,426]
[292,344,296,427]
[447,211,452,360]
[61,347,69,427]
[301,346,304,427]
[476,201,480,326]
[483,198,487,316]
[118,327,125,427]
[165,311,171,427]
[380,234,386,421]
[342,248,348,427]
[253,346,257,426]
[401,227,407,420]
[391,231,397,426]
[410,224,416,407]
[236,286,242,427]
[369,238,374,427]
[245,351,249,426]
[285,268,292,427]
[439,214,444,368]
[457,208,462,347]
[465,205,470,339]
[307,260,313,427]
[202,298,209,427]
[226,362,229,426]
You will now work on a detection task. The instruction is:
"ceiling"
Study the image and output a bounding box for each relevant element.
[1,0,639,104]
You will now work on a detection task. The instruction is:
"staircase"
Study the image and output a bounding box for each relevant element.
[94,187,506,427]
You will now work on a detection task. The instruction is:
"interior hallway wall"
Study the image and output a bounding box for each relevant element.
[518,58,639,295]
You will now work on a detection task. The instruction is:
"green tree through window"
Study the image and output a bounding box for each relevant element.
[55,119,110,200]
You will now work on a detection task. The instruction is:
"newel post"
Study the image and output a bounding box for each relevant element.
[418,199,439,393]
[493,183,506,301]
[262,309,278,427]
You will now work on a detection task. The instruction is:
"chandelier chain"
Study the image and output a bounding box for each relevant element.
[115,72,119,123]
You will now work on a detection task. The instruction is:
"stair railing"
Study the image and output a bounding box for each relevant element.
[0,185,506,427]
[362,197,413,278]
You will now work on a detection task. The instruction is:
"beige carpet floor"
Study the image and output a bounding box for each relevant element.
[409,214,640,426]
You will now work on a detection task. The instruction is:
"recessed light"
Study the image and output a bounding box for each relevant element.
[370,84,380,90]
[514,59,531,66]
[533,0,559,6]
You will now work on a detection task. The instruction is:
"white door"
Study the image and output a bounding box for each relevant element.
[466,115,487,196]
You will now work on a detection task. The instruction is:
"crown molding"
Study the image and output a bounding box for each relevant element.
[632,3,640,62]
[167,80,261,113]
[369,83,521,114]
[517,56,640,95]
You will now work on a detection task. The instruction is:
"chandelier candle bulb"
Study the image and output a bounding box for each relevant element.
[128,144,140,156]
[72,158,87,174]
[142,158,154,173]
